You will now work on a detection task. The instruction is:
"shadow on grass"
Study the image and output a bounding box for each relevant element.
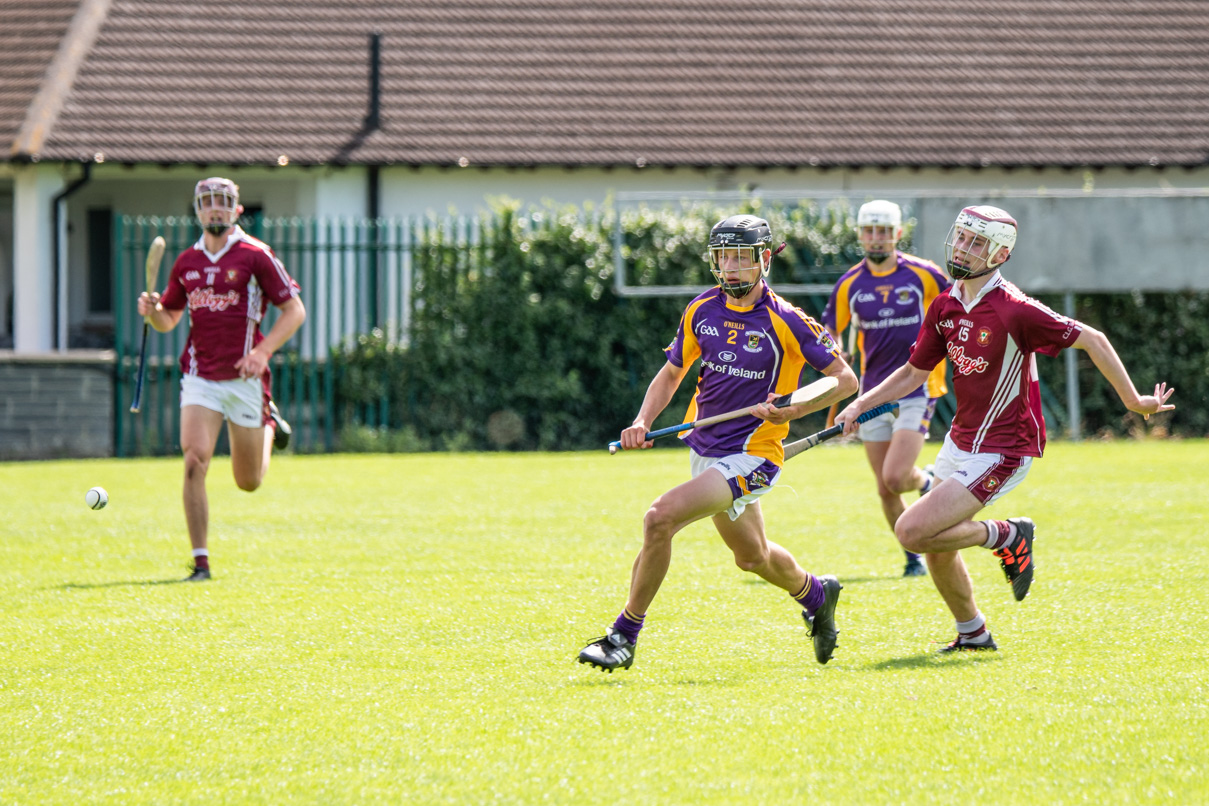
[862,652,1001,671]
[53,577,205,589]
[567,675,631,687]
[742,575,912,587]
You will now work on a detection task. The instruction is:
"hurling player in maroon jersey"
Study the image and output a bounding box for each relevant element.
[835,205,1173,652]
[137,178,306,582]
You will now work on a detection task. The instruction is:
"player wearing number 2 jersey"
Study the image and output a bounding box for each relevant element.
[836,205,1173,653]
[577,215,858,673]
[138,177,306,582]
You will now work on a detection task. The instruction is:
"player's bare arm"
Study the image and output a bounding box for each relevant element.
[752,356,858,424]
[835,362,930,434]
[1072,326,1175,419]
[620,361,692,450]
[137,291,183,333]
[235,297,307,379]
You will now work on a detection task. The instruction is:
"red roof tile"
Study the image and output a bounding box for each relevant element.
[8,0,1209,167]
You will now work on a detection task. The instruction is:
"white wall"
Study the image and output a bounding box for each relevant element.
[12,164,64,352]
[6,160,1209,353]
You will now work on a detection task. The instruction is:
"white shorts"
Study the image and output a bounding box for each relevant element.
[932,433,1033,506]
[180,375,265,429]
[689,450,781,521]
[858,395,937,442]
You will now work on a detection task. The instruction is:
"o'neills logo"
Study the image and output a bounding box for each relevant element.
[188,287,240,312]
[947,343,990,375]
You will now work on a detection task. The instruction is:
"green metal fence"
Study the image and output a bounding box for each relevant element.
[113,214,466,455]
[115,210,1070,456]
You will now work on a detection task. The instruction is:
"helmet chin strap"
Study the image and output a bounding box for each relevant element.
[718,242,785,298]
[948,250,1009,280]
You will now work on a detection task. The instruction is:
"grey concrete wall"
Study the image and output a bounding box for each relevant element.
[911,195,1209,293]
[0,351,114,459]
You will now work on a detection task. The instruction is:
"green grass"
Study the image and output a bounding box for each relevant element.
[2,441,1206,804]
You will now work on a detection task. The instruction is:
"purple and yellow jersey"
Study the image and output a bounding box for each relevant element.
[822,252,951,400]
[664,282,841,466]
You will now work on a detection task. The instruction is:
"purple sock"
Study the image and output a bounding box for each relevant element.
[611,608,644,644]
[793,575,825,615]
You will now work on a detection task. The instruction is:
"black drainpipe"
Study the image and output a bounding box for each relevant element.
[365,31,382,329]
[51,160,93,350]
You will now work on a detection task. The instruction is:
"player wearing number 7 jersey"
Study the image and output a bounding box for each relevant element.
[823,200,951,578]
[835,205,1174,653]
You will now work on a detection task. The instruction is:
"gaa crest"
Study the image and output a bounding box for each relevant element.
[977,327,992,346]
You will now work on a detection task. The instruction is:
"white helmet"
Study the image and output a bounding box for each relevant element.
[857,200,902,229]
[193,176,241,235]
[945,205,1017,279]
[856,200,902,262]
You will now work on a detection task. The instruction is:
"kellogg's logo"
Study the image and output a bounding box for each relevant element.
[947,344,990,375]
[188,287,241,312]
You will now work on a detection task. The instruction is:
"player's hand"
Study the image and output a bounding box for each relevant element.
[619,421,653,451]
[834,401,863,435]
[136,291,161,318]
[1135,382,1175,420]
[752,393,794,425]
[235,349,270,379]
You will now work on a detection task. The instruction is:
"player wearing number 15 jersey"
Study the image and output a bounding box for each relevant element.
[577,215,858,673]
[836,205,1173,653]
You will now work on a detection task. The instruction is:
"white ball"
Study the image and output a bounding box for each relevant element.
[85,486,108,510]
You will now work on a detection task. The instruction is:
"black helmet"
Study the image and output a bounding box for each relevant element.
[708,215,773,298]
[708,215,772,251]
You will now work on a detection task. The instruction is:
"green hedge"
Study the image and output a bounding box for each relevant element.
[329,201,1204,451]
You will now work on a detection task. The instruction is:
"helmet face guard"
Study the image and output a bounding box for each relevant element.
[945,205,1017,279]
[708,215,773,298]
[193,177,241,235]
[856,200,902,263]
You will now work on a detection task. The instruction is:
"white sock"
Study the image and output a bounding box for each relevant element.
[981,522,999,549]
[955,612,993,644]
[191,548,209,558]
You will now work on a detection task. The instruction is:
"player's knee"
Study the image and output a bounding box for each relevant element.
[235,476,262,493]
[183,451,210,480]
[895,519,927,553]
[733,548,769,573]
[642,504,677,545]
[883,469,916,495]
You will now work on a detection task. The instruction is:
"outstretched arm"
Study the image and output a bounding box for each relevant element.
[617,361,692,451]
[752,355,858,424]
[1073,325,1175,419]
[833,362,930,434]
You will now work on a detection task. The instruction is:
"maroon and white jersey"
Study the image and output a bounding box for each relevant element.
[159,226,300,381]
[909,273,1081,458]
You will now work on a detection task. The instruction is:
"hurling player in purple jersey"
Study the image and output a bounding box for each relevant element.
[823,200,951,577]
[138,178,305,582]
[578,215,858,673]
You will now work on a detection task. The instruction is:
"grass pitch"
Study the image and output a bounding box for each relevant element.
[2,440,1206,804]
